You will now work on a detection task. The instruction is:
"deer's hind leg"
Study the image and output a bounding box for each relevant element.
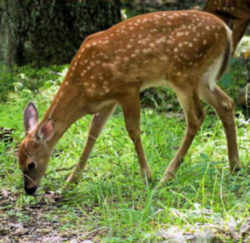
[199,84,241,172]
[161,85,205,183]
[66,102,117,184]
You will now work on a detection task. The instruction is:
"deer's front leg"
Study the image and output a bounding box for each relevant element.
[119,90,152,183]
[66,103,117,184]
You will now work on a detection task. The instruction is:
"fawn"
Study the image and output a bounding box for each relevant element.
[18,0,249,195]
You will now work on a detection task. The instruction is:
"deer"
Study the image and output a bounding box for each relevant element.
[18,0,250,195]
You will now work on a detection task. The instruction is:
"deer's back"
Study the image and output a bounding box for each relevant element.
[65,10,229,99]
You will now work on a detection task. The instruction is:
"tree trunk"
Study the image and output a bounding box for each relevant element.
[0,0,121,67]
[122,0,204,16]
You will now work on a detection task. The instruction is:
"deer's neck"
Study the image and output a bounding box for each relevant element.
[38,77,86,150]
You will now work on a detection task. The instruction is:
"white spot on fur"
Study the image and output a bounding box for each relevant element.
[177,32,184,37]
[124,57,129,62]
[156,36,166,44]
[142,49,151,54]
[91,83,96,89]
[160,56,168,61]
[134,49,140,55]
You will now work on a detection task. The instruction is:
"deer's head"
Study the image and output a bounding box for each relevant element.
[18,102,55,195]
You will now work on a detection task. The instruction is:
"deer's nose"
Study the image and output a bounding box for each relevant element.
[24,179,37,195]
[25,185,37,195]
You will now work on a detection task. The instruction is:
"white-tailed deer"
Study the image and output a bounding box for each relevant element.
[18,0,250,195]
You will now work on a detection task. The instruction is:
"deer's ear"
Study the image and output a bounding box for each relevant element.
[36,120,55,142]
[24,102,38,133]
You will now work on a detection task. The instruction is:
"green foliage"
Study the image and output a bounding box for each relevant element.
[0,64,66,102]
[0,66,16,102]
[141,87,180,112]
[220,58,250,97]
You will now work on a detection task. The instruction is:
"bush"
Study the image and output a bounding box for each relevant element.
[0,65,65,102]
[221,58,249,98]
[0,66,17,102]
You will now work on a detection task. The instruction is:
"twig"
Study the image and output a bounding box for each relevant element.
[53,165,75,173]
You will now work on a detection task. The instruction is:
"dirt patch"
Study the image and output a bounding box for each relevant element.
[0,190,104,243]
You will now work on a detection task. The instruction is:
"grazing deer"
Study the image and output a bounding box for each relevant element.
[18,0,250,195]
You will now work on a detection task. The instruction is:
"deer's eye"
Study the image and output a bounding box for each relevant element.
[27,161,36,170]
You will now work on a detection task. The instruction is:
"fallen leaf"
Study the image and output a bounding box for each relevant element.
[1,188,10,198]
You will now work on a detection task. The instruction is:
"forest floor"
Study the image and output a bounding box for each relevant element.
[1,189,250,242]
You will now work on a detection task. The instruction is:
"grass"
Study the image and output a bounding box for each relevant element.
[0,67,249,242]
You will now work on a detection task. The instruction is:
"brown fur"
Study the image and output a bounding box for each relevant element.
[18,2,250,194]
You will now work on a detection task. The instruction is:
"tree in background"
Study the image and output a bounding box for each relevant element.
[0,0,121,67]
[121,0,204,17]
